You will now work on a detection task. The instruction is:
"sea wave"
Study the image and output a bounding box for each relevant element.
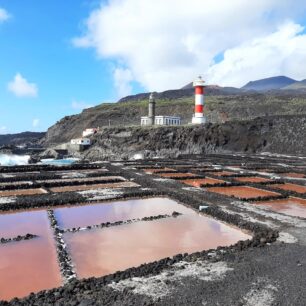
[0,154,30,166]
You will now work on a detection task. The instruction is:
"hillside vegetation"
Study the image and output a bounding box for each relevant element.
[42,91,306,146]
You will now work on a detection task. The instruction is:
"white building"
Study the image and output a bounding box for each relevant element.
[141,115,181,126]
[70,138,91,145]
[82,128,98,137]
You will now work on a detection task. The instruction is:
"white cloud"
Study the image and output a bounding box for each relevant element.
[71,100,93,110]
[0,126,7,134]
[32,119,40,128]
[113,68,133,98]
[208,22,306,86]
[8,73,38,98]
[0,8,10,23]
[73,0,306,90]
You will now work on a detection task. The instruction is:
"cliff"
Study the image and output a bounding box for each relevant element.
[41,91,306,147]
[79,115,306,161]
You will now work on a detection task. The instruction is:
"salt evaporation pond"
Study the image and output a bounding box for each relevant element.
[61,198,251,279]
[0,197,251,300]
[54,198,193,229]
[207,186,281,199]
[40,158,79,166]
[269,183,306,194]
[0,211,61,301]
[254,197,306,218]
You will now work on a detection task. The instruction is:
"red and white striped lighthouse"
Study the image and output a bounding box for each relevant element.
[192,76,206,124]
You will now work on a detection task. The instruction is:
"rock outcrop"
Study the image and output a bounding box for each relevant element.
[80,115,306,161]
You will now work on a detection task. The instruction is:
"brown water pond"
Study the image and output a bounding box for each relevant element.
[0,188,47,197]
[0,197,252,300]
[64,213,251,279]
[281,173,305,179]
[207,186,281,199]
[49,181,138,193]
[234,177,272,183]
[254,197,306,218]
[206,171,236,177]
[182,177,226,187]
[269,183,306,194]
[54,198,193,230]
[0,211,61,301]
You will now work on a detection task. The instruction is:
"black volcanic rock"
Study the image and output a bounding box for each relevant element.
[242,76,296,92]
[39,148,61,159]
[81,114,306,161]
[0,144,16,154]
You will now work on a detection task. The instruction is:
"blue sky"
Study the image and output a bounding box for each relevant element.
[0,0,143,134]
[1,0,306,134]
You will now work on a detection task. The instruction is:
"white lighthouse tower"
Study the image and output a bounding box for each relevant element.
[192,76,206,124]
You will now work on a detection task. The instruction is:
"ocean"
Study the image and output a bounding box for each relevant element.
[0,154,78,166]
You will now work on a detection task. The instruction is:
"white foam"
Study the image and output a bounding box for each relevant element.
[0,154,30,166]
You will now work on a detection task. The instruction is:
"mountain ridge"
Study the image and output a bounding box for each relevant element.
[0,132,45,147]
[283,79,306,90]
[241,76,296,91]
